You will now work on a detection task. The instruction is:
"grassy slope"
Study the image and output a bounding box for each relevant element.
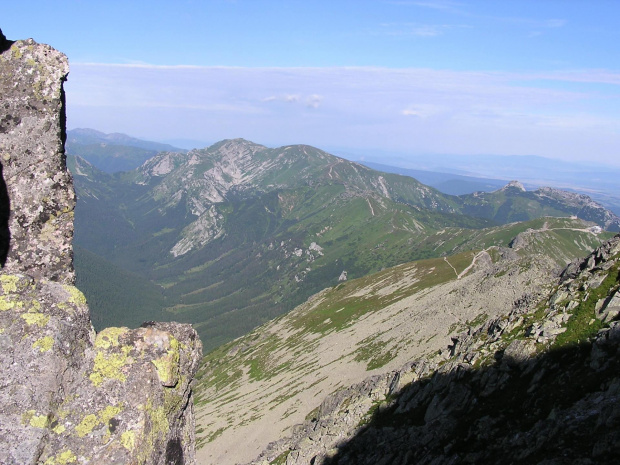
[69,143,617,350]
[192,220,610,461]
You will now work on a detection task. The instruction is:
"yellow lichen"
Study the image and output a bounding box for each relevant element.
[140,399,170,440]
[121,430,136,451]
[0,275,19,293]
[22,410,35,425]
[44,449,77,465]
[88,372,104,386]
[133,399,171,462]
[151,336,180,386]
[52,424,66,434]
[10,44,22,59]
[94,327,129,349]
[62,285,87,306]
[30,414,49,428]
[89,350,130,386]
[150,402,169,434]
[99,405,122,426]
[39,221,57,242]
[75,414,98,437]
[74,404,123,438]
[0,296,15,311]
[21,313,50,327]
[33,336,54,352]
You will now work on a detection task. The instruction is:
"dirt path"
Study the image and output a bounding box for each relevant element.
[458,250,491,279]
[443,257,458,278]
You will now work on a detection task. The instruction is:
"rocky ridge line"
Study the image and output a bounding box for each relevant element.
[0,31,202,465]
[250,234,620,464]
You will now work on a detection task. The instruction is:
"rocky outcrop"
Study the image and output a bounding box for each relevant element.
[536,186,620,231]
[0,31,202,464]
[0,30,74,283]
[251,235,620,464]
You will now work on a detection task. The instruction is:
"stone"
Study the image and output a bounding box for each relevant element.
[501,339,537,368]
[0,35,74,283]
[597,290,620,324]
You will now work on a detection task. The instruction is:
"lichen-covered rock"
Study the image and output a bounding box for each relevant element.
[0,31,203,464]
[0,274,93,464]
[36,321,202,465]
[0,274,202,464]
[0,30,74,283]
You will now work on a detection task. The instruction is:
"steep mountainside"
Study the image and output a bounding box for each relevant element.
[246,234,620,465]
[68,140,620,350]
[192,218,610,464]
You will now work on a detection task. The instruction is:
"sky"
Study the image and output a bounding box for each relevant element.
[3,0,620,167]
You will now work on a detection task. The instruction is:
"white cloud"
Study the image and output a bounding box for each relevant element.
[401,104,445,118]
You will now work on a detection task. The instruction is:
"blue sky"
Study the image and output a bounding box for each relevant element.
[3,1,620,166]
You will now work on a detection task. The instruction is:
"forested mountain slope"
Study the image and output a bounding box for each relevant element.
[68,139,620,349]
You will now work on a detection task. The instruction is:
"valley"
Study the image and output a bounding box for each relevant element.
[4,18,619,465]
[64,131,620,464]
[68,136,619,351]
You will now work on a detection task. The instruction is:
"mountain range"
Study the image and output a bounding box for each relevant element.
[67,129,620,217]
[66,128,186,173]
[68,135,619,352]
[64,131,620,464]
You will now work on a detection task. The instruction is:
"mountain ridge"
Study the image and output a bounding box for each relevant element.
[68,138,620,349]
[192,218,614,464]
[243,234,620,465]
[65,128,186,173]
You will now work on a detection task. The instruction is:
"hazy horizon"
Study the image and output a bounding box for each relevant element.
[5,1,620,167]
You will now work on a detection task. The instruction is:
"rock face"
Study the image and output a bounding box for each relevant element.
[250,235,620,464]
[0,30,74,283]
[0,31,203,465]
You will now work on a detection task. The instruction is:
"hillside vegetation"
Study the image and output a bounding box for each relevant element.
[191,219,611,463]
[68,139,619,350]
[245,235,620,465]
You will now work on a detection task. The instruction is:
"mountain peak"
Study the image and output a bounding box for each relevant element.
[500,180,526,192]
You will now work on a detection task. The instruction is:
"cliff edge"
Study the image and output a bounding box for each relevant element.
[0,30,203,464]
